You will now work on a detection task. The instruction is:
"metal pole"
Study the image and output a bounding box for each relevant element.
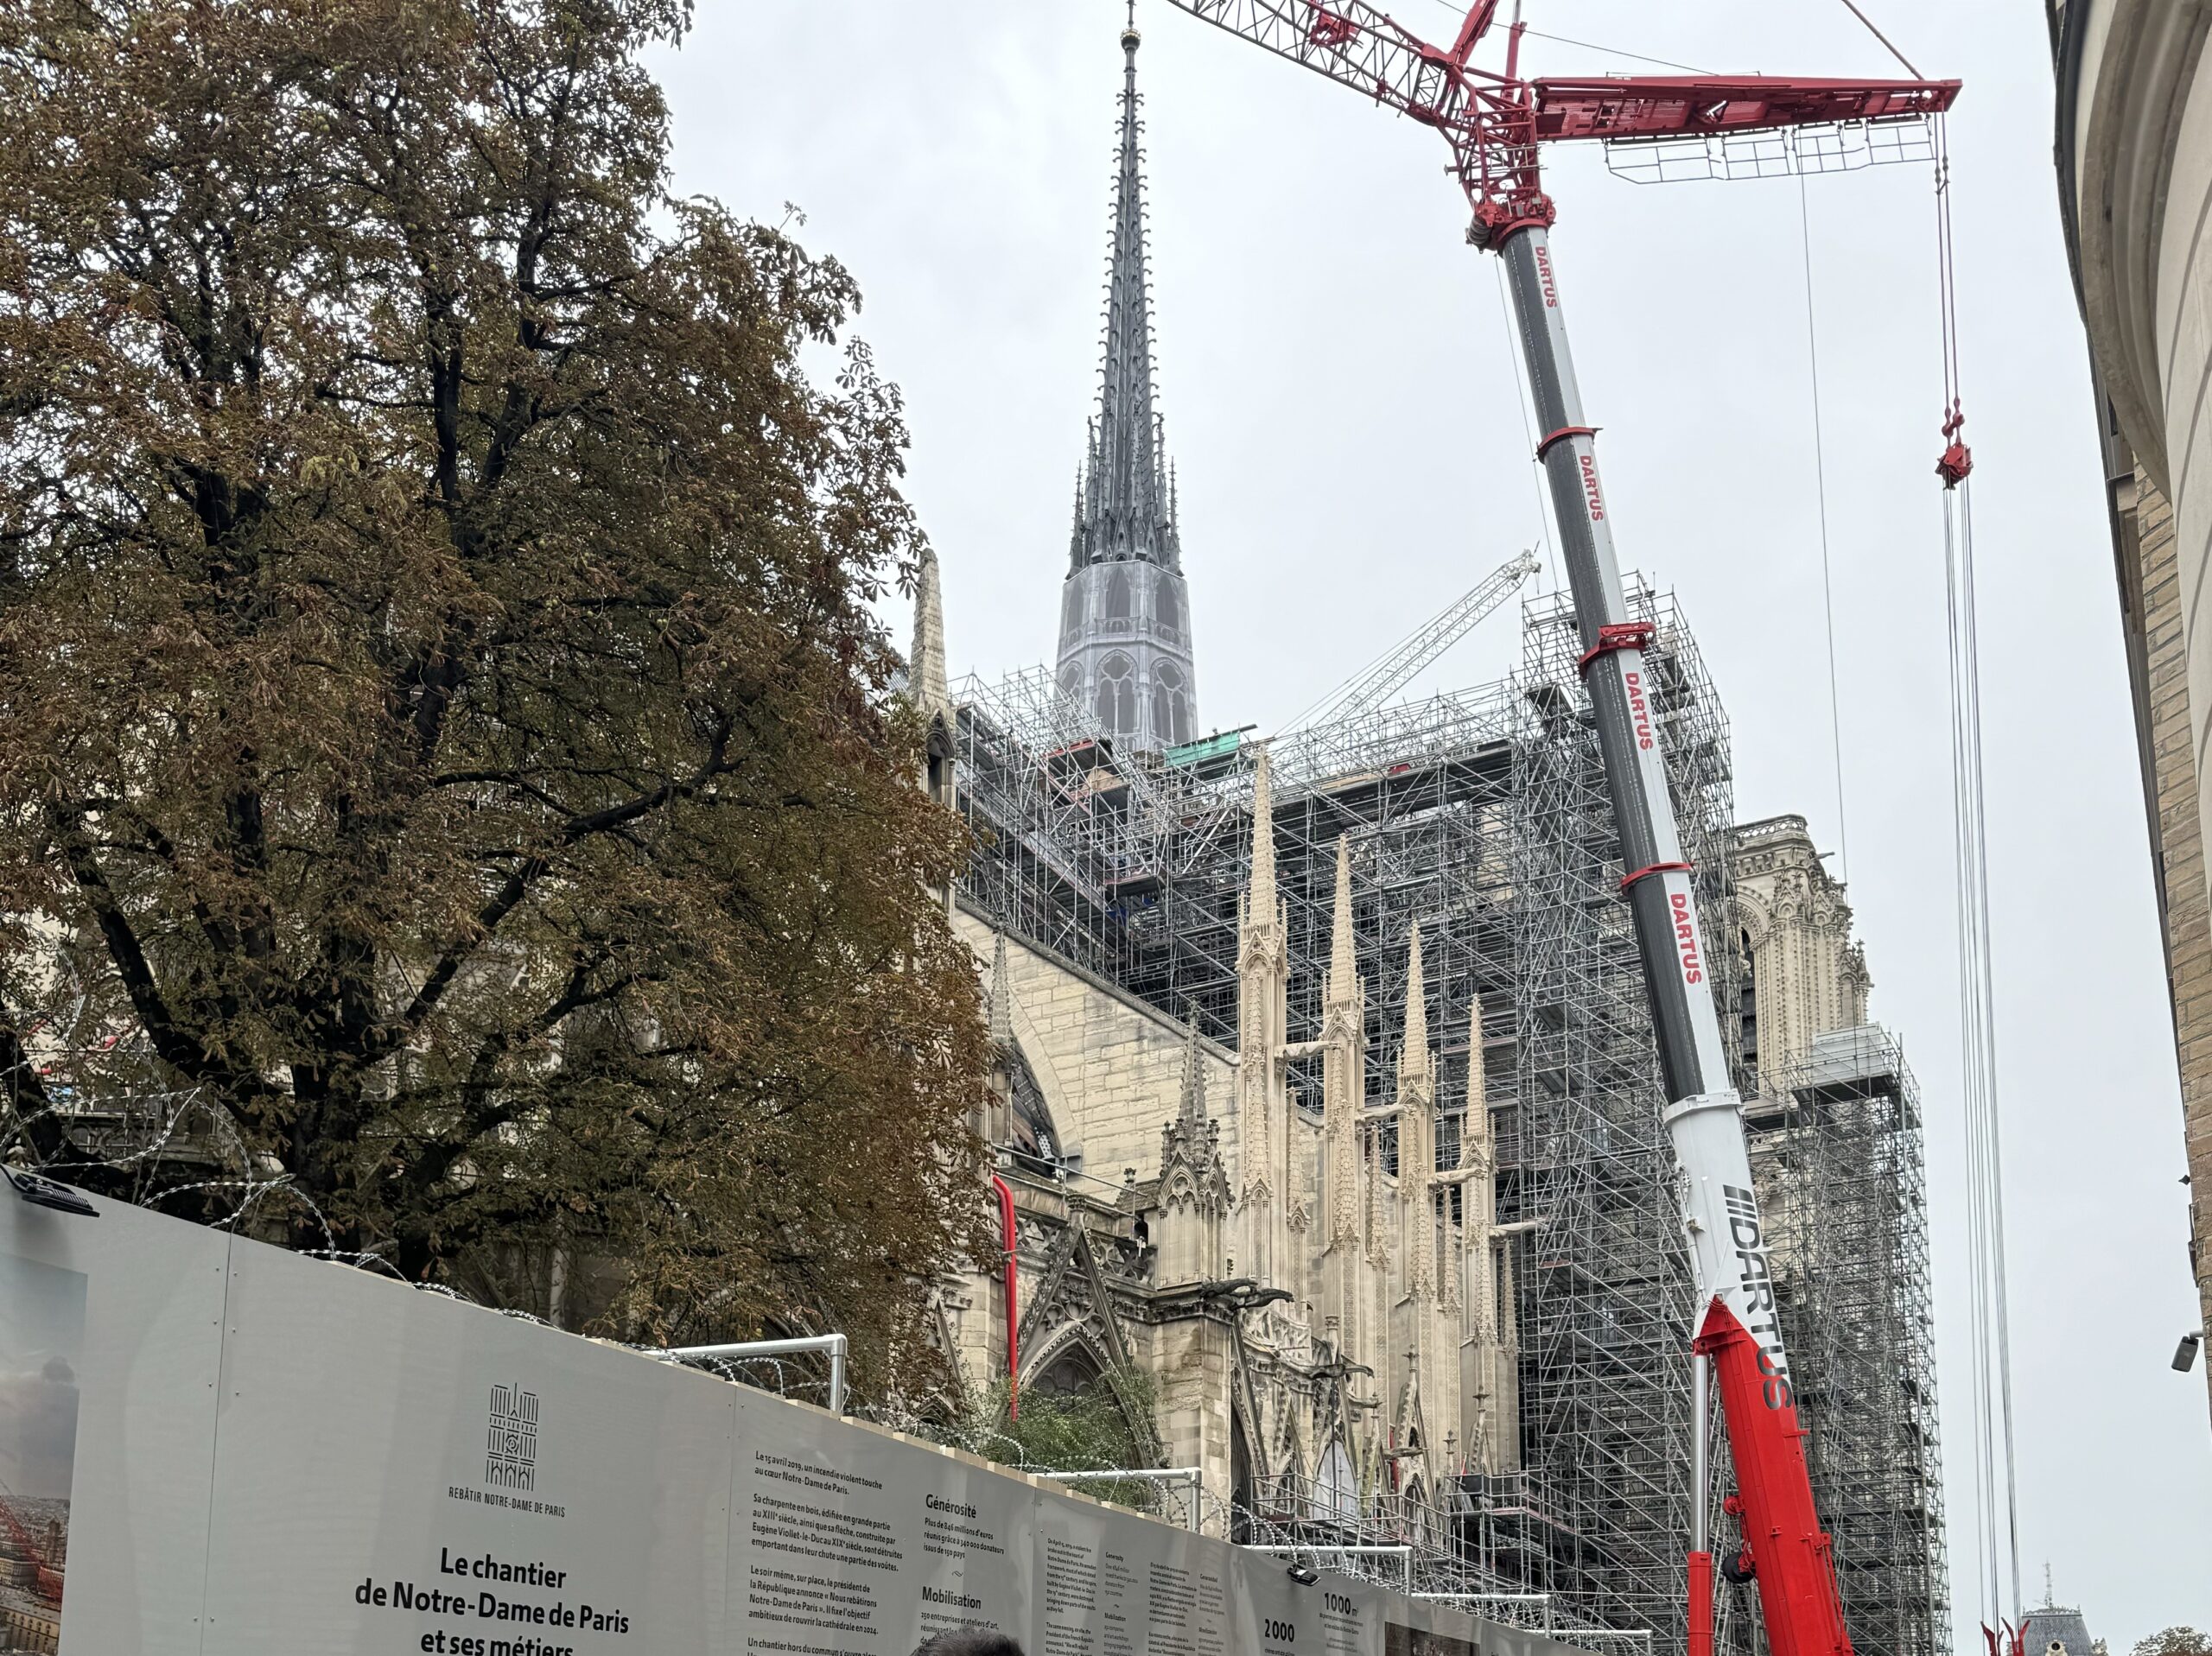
[1495,225,1781,1360]
[663,1334,848,1414]
[1690,1352,1710,1555]
[1688,1353,1713,1656]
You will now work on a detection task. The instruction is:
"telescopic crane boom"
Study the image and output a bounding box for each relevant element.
[1155,5,1960,1654]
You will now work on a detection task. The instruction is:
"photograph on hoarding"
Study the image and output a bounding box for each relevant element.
[1387,1620,1476,1656]
[0,1252,85,1654]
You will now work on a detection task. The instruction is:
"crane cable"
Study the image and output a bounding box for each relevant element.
[1934,111,2023,1640]
[1796,173,1852,885]
[1492,258,1563,593]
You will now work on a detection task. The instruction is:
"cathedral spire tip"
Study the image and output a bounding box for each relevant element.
[1053,3,1198,753]
[989,929,1014,1049]
[1329,834,1356,995]
[910,546,950,722]
[1179,1013,1207,1126]
[1071,0,1174,574]
[1403,923,1429,1061]
[1249,748,1277,917]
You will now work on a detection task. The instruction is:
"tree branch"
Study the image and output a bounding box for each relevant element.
[48,813,277,1106]
[374,728,738,1057]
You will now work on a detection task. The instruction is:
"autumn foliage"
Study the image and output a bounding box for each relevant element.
[0,0,989,1383]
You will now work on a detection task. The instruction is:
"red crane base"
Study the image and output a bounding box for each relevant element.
[1694,1298,1854,1656]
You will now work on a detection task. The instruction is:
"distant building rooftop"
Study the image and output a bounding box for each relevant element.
[2023,1603,2098,1656]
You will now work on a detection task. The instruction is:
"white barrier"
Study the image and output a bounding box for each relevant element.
[0,1183,1600,1656]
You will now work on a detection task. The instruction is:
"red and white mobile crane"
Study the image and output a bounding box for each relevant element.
[1151,4,1961,1654]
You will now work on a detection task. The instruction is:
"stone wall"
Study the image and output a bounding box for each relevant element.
[955,908,1240,1188]
[2131,471,2212,1426]
[1730,815,1870,1092]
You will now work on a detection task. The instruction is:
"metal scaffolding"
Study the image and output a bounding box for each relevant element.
[952,664,1519,1136]
[1502,587,1736,1649]
[949,581,1944,1652]
[1750,1027,1948,1656]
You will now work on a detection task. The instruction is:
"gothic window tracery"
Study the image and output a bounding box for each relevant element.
[1156,579,1181,641]
[1105,568,1133,628]
[1313,1438,1359,1525]
[1096,652,1136,733]
[1153,663,1189,746]
[1739,928,1760,1077]
[1060,580,1084,646]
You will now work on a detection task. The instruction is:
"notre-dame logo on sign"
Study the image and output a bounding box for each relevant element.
[486,1383,540,1492]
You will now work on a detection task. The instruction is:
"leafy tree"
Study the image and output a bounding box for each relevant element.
[947,1367,1162,1513]
[2132,1632,2211,1656]
[0,0,988,1381]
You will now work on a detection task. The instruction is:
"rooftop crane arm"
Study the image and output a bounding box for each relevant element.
[1159,4,1961,1655]
[1286,549,1539,735]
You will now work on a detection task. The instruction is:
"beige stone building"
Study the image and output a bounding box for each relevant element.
[929,743,1522,1529]
[2051,0,2212,1419]
[1728,815,1870,1091]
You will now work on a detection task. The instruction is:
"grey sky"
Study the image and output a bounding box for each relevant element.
[0,1253,84,1502]
[653,3,2212,1642]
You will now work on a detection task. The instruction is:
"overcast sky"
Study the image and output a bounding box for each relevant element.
[653,3,2212,1642]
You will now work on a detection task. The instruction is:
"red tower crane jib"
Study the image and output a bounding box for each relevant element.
[1530,76,1960,144]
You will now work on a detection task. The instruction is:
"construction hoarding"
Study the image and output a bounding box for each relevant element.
[0,1184,1596,1656]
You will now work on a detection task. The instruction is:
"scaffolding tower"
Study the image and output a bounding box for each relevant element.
[1503,587,1738,1649]
[1750,1026,1949,1656]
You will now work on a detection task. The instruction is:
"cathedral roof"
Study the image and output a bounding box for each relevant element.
[1071,12,1181,574]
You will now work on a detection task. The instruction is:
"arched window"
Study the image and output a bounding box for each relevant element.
[1155,579,1181,641]
[1106,568,1132,624]
[1738,929,1759,1075]
[1313,1438,1359,1526]
[1059,580,1084,647]
[1058,663,1084,707]
[1096,653,1136,734]
[1153,663,1189,746]
[1033,1345,1105,1398]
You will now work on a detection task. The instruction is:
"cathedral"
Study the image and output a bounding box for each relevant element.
[904,19,1946,1654]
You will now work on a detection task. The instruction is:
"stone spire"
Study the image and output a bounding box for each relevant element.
[1073,9,1178,574]
[1396,924,1437,1298]
[1249,750,1277,917]
[1179,1015,1207,1126]
[1458,989,1488,1174]
[1159,1010,1230,1288]
[1323,842,1365,1251]
[1052,10,1199,752]
[1454,982,1519,1476]
[910,547,951,724]
[1236,743,1290,1285]
[1327,834,1356,999]
[1402,923,1431,1088]
[988,930,1014,1049]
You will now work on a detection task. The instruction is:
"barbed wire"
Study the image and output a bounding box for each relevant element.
[3,1069,1586,1639]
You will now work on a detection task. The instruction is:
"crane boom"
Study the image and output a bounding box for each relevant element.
[1175,0,1955,239]
[1156,5,1960,1653]
[1287,549,1539,733]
